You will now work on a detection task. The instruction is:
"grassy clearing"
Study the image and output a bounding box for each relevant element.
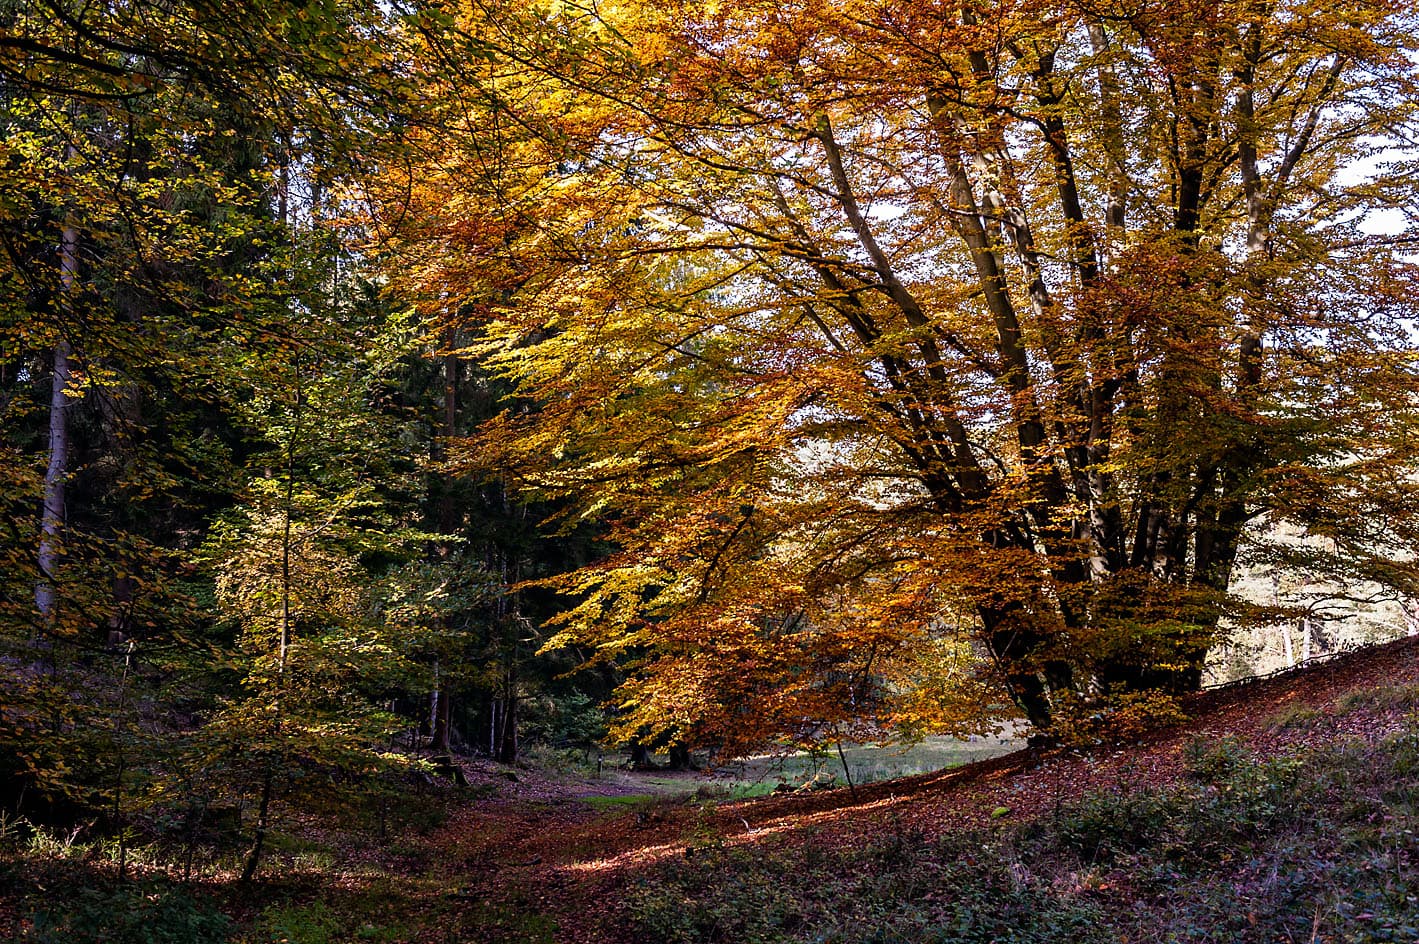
[580,794,662,811]
[618,736,1022,798]
[725,736,1019,787]
[627,721,1419,943]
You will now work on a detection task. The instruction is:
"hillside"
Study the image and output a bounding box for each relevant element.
[4,635,1416,943]
[440,634,1419,943]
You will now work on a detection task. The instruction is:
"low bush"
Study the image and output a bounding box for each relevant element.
[1265,703,1321,731]
[22,883,231,944]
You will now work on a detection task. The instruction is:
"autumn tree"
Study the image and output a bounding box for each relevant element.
[196,283,447,880]
[385,0,1419,747]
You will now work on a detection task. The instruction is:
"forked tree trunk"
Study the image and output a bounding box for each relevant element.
[628,741,653,770]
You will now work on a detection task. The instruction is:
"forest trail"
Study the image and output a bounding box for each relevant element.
[417,634,1419,943]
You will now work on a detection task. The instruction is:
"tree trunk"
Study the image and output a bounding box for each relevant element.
[243,341,300,884]
[428,345,458,752]
[35,221,78,623]
[628,741,654,770]
[667,743,697,771]
[981,605,1056,730]
[431,663,451,752]
[240,772,273,884]
[489,698,499,755]
[438,341,460,533]
[495,681,517,765]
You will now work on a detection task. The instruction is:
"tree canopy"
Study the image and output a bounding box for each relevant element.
[377,0,1419,749]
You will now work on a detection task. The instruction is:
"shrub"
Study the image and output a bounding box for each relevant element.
[1181,735,1252,784]
[257,901,341,944]
[1048,788,1175,863]
[24,884,230,944]
[1050,691,1189,746]
[1338,683,1419,715]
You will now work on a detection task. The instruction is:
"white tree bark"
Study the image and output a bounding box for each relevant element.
[35,221,77,623]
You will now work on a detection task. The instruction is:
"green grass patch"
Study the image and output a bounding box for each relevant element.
[726,780,784,800]
[1265,702,1322,731]
[616,737,1017,799]
[580,793,660,811]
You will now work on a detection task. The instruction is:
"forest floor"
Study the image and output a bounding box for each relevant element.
[416,634,1419,943]
[3,634,1417,943]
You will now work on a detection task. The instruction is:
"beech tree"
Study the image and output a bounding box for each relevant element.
[384,0,1419,746]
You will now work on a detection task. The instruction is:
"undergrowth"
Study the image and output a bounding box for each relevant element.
[18,882,232,944]
[0,778,462,943]
[629,720,1419,943]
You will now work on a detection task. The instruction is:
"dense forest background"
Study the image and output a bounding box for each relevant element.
[1,0,1417,885]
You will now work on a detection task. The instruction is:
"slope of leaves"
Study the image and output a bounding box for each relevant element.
[429,633,1419,943]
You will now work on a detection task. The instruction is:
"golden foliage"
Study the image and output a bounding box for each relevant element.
[372,0,1419,746]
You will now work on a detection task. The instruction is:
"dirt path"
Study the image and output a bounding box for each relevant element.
[417,634,1419,944]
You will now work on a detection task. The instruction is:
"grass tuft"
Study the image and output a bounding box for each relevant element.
[1337,682,1419,714]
